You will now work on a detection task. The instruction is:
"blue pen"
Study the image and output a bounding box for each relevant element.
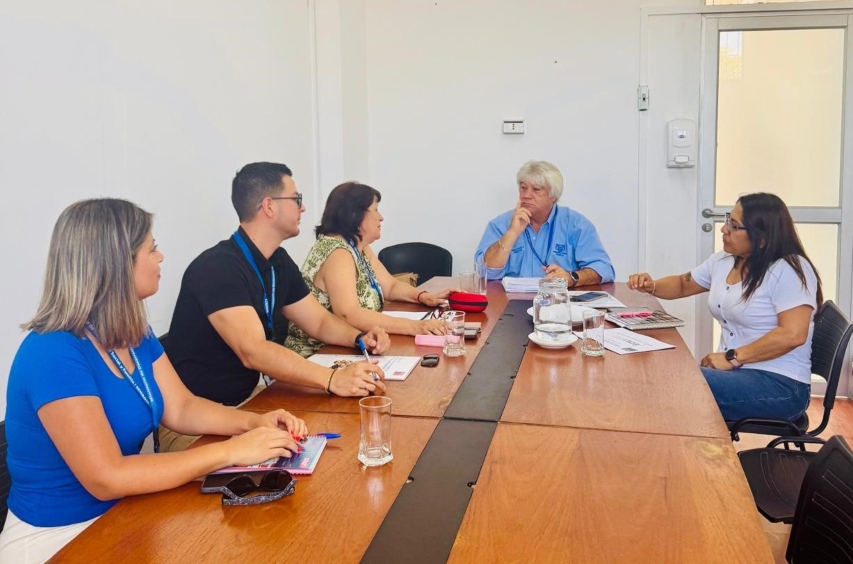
[356,337,381,381]
[316,433,342,440]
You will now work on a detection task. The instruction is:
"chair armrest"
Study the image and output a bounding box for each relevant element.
[729,417,803,441]
[766,436,826,450]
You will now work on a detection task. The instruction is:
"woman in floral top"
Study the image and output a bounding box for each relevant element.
[285,182,454,357]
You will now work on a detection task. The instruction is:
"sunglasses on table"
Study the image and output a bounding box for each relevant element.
[216,470,297,506]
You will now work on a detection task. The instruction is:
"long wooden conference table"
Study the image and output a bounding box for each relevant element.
[50,280,773,563]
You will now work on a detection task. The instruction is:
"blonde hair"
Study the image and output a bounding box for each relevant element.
[24,198,153,349]
[516,160,564,200]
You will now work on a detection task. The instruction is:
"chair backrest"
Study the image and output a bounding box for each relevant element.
[377,243,452,284]
[786,435,853,563]
[809,301,853,426]
[0,421,9,532]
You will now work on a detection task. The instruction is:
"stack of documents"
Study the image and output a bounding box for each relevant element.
[501,277,541,293]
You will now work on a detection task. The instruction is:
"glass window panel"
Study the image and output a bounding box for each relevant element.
[711,221,838,352]
[715,29,844,207]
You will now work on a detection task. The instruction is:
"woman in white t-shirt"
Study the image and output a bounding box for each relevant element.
[627,193,823,422]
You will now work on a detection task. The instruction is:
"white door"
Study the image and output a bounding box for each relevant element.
[698,14,853,396]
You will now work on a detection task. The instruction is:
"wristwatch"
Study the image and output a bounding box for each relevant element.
[569,271,580,287]
[354,330,368,347]
[725,348,742,368]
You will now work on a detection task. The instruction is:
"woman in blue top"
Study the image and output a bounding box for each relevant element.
[0,199,307,563]
[628,193,822,423]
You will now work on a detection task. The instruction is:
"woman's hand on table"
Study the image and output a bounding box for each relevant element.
[417,318,446,335]
[253,409,308,439]
[419,288,456,307]
[226,426,302,466]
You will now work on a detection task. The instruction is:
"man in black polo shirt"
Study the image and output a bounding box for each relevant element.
[163,162,390,450]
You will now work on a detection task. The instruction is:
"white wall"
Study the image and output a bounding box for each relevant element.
[361,0,645,273]
[0,1,316,416]
[644,12,704,353]
[318,0,703,345]
[0,0,717,418]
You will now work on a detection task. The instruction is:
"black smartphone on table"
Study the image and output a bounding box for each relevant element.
[572,291,607,303]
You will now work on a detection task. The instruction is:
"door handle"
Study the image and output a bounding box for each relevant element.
[702,208,726,219]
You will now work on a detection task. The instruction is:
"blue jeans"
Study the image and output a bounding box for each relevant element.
[700,367,810,423]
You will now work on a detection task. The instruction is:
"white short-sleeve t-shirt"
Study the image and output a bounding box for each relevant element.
[691,251,818,384]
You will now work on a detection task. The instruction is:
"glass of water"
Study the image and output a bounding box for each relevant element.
[533,278,571,341]
[443,310,466,357]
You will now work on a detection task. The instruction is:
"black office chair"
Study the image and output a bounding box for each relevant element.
[729,301,853,443]
[784,435,853,563]
[738,435,826,523]
[377,242,452,284]
[0,421,10,532]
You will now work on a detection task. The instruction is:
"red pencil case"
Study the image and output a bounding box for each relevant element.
[447,291,488,313]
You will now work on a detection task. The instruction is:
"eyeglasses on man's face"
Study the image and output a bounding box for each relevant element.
[724,213,747,232]
[260,193,303,210]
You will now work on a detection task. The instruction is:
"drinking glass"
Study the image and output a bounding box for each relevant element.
[358,396,393,466]
[443,310,466,357]
[582,310,606,356]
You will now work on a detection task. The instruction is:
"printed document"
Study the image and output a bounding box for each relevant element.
[599,328,675,355]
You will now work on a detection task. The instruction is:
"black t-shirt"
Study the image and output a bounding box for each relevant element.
[166,227,310,405]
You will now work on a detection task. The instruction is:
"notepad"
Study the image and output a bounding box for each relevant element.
[211,435,327,475]
[308,354,420,381]
[605,310,684,331]
[501,277,541,293]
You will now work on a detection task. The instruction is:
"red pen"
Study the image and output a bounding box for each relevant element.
[617,311,653,318]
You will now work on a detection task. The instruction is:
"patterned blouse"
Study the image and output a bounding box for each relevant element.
[285,235,383,357]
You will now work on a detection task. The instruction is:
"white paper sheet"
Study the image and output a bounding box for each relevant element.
[574,328,675,355]
[383,311,431,321]
[500,277,541,293]
[307,354,421,380]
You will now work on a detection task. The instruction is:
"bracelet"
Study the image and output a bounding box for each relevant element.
[325,368,338,395]
[497,239,509,252]
[416,290,428,305]
[650,281,657,296]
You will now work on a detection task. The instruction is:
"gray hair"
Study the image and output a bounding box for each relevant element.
[516,160,564,200]
[24,198,153,349]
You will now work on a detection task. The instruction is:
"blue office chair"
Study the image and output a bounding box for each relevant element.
[377,242,452,284]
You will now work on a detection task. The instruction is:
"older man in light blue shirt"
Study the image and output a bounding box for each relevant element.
[475,160,614,286]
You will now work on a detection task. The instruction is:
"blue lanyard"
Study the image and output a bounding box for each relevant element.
[85,322,160,453]
[524,209,557,268]
[348,240,384,309]
[232,231,276,330]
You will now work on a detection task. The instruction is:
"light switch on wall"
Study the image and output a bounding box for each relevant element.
[502,120,525,134]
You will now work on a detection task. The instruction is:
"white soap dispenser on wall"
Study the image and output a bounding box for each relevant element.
[666,118,696,168]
